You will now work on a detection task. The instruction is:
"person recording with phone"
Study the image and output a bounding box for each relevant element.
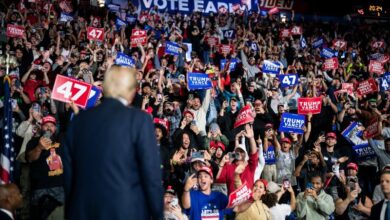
[296,173,335,220]
[25,115,64,220]
[216,124,259,196]
[21,63,50,102]
[163,186,188,220]
[335,163,373,219]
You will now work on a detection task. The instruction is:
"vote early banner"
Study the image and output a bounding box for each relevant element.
[357,78,378,96]
[51,75,92,108]
[279,113,305,134]
[187,73,212,90]
[364,118,380,139]
[165,41,180,56]
[115,52,135,67]
[278,74,298,88]
[262,60,281,75]
[298,97,322,115]
[323,57,339,71]
[369,60,384,75]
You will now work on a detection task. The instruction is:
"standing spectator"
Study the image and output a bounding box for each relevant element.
[296,173,335,220]
[370,171,390,220]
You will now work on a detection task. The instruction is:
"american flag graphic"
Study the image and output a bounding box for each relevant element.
[0,76,14,184]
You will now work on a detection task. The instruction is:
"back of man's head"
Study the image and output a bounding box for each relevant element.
[103,65,137,102]
[0,183,22,211]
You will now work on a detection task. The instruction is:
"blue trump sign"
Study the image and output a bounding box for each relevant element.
[320,48,336,58]
[165,41,180,56]
[115,52,135,67]
[187,73,212,90]
[279,113,305,134]
[279,74,298,88]
[220,59,237,71]
[115,17,127,29]
[264,146,276,165]
[312,38,324,49]
[379,72,390,91]
[352,144,376,161]
[262,60,281,75]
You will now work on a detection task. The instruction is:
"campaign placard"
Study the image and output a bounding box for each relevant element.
[279,29,291,38]
[6,24,25,38]
[323,57,339,70]
[187,73,212,90]
[85,86,101,109]
[298,97,322,115]
[290,26,302,35]
[372,41,385,49]
[262,60,281,75]
[379,73,390,91]
[206,36,219,47]
[59,12,73,22]
[352,144,376,161]
[278,74,299,88]
[115,17,127,29]
[87,27,104,42]
[333,40,347,50]
[227,182,252,208]
[51,75,92,108]
[320,48,336,59]
[219,44,233,55]
[364,118,380,139]
[234,105,254,128]
[268,7,279,15]
[165,41,180,56]
[357,78,378,96]
[342,83,354,95]
[369,60,384,75]
[115,52,135,67]
[223,29,236,39]
[341,121,366,146]
[220,59,237,71]
[279,113,305,134]
[130,29,147,47]
[312,38,324,49]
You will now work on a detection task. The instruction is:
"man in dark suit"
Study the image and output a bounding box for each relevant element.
[371,170,390,220]
[0,183,23,220]
[62,66,163,220]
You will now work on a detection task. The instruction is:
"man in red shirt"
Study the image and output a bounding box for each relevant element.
[216,124,259,195]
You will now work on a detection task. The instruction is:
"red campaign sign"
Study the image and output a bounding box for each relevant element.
[234,105,254,128]
[6,24,25,38]
[364,118,380,139]
[369,60,384,75]
[219,44,233,54]
[227,182,252,208]
[333,40,347,50]
[372,41,385,49]
[357,78,378,96]
[206,36,219,47]
[51,75,92,108]
[378,55,389,64]
[87,27,104,42]
[342,83,354,95]
[130,29,147,47]
[290,26,302,35]
[279,29,291,38]
[268,7,279,15]
[298,97,323,115]
[323,57,339,71]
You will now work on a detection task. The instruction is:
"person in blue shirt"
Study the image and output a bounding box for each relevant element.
[182,166,231,220]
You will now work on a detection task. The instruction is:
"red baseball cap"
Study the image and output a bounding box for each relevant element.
[281,137,291,144]
[197,166,213,179]
[265,123,274,129]
[326,132,337,139]
[41,115,56,126]
[210,141,226,152]
[347,162,358,171]
[183,110,194,118]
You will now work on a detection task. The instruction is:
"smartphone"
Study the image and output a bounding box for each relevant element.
[170,198,178,206]
[43,130,51,139]
[228,152,240,160]
[40,87,46,94]
[11,99,17,109]
[32,103,41,113]
[191,151,203,159]
[15,79,21,88]
[189,94,194,100]
[283,179,290,189]
[306,183,313,189]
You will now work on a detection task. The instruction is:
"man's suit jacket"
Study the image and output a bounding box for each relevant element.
[0,209,13,220]
[371,200,384,220]
[63,98,163,220]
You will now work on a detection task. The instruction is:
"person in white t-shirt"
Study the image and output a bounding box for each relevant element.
[261,181,296,220]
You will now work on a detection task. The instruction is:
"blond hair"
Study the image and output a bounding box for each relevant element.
[103,66,137,101]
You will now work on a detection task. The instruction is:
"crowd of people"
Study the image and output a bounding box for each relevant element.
[0,0,390,219]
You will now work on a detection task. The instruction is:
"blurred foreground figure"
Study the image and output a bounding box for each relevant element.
[62,66,163,220]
